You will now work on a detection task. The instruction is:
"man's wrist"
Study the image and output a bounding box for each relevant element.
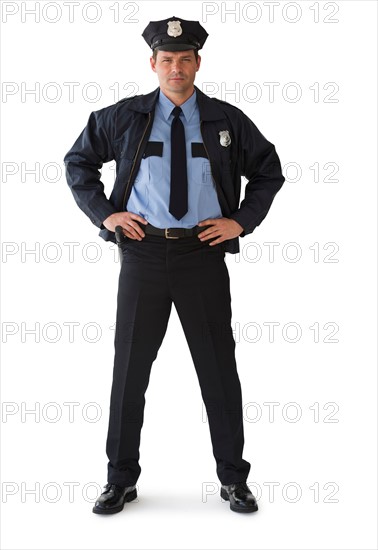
[228,216,245,237]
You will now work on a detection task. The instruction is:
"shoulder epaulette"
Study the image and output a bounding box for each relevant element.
[116,94,143,106]
[211,96,245,115]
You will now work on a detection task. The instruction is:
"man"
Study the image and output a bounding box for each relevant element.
[64,16,285,514]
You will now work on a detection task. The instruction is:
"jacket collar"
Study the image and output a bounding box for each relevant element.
[126,85,226,121]
[194,85,226,121]
[126,87,160,113]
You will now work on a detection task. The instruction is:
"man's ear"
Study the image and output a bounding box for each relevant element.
[196,54,201,72]
[150,56,156,73]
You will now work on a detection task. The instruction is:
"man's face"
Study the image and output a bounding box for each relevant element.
[150,49,201,97]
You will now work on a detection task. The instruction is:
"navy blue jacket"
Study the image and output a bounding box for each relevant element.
[64,85,285,254]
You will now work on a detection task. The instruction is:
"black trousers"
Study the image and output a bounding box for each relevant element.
[105,230,251,487]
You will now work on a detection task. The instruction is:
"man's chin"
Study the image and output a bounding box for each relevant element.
[166,83,190,94]
[168,80,186,87]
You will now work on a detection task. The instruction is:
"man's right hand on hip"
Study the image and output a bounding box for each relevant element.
[103,212,148,241]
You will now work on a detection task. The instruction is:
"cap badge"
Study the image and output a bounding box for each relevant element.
[219,130,231,147]
[167,20,183,38]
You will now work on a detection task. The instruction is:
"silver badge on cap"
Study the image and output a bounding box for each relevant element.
[219,130,231,147]
[167,20,183,38]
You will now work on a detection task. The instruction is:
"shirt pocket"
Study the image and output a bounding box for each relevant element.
[191,142,212,186]
[135,141,164,184]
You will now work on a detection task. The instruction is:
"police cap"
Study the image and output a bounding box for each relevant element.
[142,16,208,52]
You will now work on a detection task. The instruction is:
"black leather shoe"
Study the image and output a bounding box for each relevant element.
[92,483,137,514]
[221,481,258,513]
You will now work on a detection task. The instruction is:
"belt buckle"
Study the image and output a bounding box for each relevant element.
[165,228,179,239]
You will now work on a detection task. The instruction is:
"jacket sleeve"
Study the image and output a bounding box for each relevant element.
[63,108,118,229]
[229,112,285,237]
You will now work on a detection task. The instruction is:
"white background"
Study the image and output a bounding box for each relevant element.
[1,1,377,549]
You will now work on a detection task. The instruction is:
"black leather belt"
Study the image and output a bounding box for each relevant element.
[140,222,211,239]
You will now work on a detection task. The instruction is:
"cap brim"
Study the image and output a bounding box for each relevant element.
[154,44,196,52]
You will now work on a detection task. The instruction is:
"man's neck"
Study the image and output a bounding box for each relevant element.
[160,86,195,106]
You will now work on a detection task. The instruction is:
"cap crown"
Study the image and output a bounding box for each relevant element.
[142,16,208,51]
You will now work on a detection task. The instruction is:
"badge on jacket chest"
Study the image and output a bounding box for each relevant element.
[219,130,231,147]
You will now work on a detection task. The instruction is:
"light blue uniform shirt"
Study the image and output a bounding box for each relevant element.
[126,89,223,228]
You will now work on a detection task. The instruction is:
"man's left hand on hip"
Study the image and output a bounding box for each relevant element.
[197,217,244,245]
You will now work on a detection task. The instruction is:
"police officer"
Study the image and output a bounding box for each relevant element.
[64,16,285,514]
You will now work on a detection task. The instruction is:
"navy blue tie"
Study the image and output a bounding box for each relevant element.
[169,106,188,220]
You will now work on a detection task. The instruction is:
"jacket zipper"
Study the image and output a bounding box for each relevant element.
[122,112,152,210]
[200,120,225,211]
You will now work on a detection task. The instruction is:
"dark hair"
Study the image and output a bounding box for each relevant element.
[152,49,199,62]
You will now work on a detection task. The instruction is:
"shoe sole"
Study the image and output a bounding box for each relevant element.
[220,487,258,513]
[92,488,138,515]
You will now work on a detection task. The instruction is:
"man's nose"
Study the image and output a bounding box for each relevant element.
[171,60,182,72]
